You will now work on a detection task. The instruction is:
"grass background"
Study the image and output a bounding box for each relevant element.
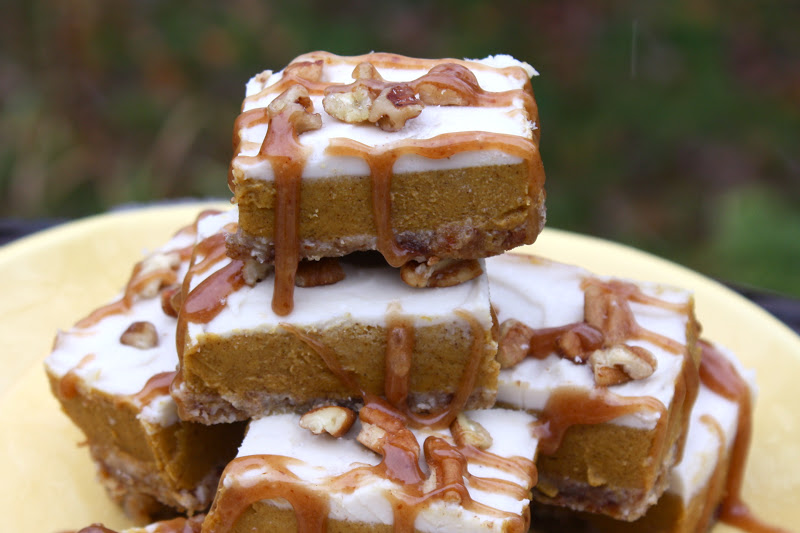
[1,0,798,295]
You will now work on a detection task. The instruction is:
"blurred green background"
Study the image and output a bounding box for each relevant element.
[1,1,798,295]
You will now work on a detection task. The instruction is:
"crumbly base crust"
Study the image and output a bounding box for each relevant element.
[226,220,542,264]
[533,442,677,522]
[172,383,498,425]
[89,443,218,522]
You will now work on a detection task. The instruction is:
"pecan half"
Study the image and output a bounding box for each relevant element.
[416,63,480,106]
[400,258,483,288]
[295,258,346,288]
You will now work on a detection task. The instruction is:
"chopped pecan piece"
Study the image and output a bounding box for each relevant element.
[400,258,482,288]
[283,60,323,82]
[268,85,322,134]
[589,345,657,386]
[242,257,272,287]
[416,63,481,106]
[368,84,424,131]
[450,413,493,450]
[496,319,534,368]
[299,405,356,438]
[120,321,158,349]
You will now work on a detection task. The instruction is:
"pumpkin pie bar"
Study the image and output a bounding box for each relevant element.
[486,253,701,521]
[226,51,545,270]
[530,341,756,533]
[172,209,498,425]
[202,405,539,532]
[45,212,245,521]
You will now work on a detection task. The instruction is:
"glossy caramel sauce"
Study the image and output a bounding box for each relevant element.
[209,398,535,533]
[698,341,791,533]
[506,278,700,469]
[232,52,542,308]
[281,308,487,430]
[57,211,220,408]
[221,313,535,532]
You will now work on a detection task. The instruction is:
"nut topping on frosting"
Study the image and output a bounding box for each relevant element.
[450,412,493,450]
[496,319,535,369]
[299,405,356,438]
[589,344,657,386]
[120,321,159,349]
[242,257,272,287]
[294,257,346,288]
[400,258,483,288]
[416,63,481,106]
[137,251,181,299]
[323,61,424,131]
[368,84,424,131]
[267,85,322,134]
[283,59,323,82]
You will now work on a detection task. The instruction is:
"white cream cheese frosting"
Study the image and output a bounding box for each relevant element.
[233,52,537,181]
[669,342,755,505]
[487,253,695,430]
[223,408,538,532]
[45,224,197,427]
[186,208,493,345]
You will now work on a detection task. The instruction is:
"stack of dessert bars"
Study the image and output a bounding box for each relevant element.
[47,53,755,533]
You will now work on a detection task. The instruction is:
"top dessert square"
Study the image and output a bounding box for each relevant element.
[227,51,546,267]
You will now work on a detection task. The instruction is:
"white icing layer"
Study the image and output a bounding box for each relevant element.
[487,253,694,430]
[44,225,197,427]
[669,342,755,505]
[187,209,493,345]
[228,408,538,531]
[233,53,536,181]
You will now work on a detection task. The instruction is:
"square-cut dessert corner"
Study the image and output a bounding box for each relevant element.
[531,340,757,533]
[172,208,499,425]
[485,253,702,521]
[226,51,546,267]
[202,405,539,533]
[44,210,245,521]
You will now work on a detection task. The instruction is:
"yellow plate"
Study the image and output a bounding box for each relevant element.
[0,203,797,532]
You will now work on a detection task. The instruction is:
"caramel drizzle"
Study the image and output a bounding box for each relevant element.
[698,341,791,533]
[521,278,699,464]
[231,53,543,311]
[131,370,178,406]
[211,433,533,533]
[72,211,217,329]
[205,455,328,533]
[281,308,486,430]
[326,133,538,268]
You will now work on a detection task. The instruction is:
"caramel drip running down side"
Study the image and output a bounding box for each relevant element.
[260,111,309,316]
[698,341,791,533]
[283,309,487,430]
[385,313,415,409]
[72,211,217,330]
[327,133,537,268]
[206,455,329,533]
[131,371,178,406]
[533,386,666,456]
